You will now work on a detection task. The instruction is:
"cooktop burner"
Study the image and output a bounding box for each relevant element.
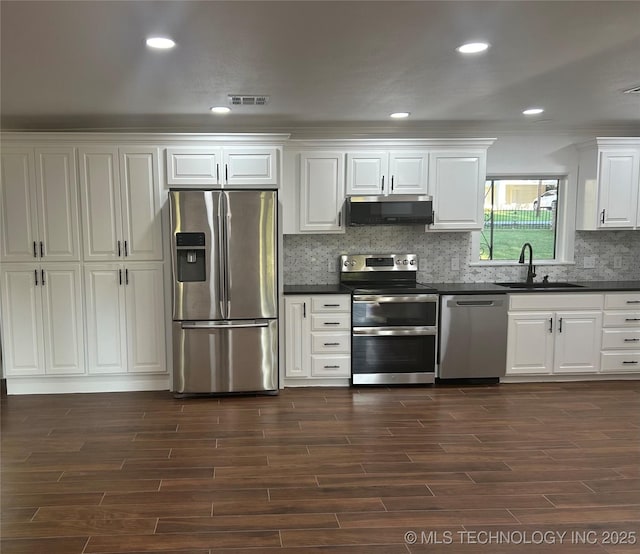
[341,282,438,295]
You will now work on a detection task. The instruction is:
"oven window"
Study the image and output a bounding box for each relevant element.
[352,335,436,375]
[353,299,437,327]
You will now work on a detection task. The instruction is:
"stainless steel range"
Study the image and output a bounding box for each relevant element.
[340,254,438,385]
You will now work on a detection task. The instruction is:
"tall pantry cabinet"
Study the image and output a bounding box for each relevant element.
[0,137,167,394]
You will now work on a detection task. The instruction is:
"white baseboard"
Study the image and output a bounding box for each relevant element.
[501,374,640,383]
[6,374,170,395]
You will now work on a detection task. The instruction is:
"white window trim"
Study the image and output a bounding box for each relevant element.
[470,175,575,266]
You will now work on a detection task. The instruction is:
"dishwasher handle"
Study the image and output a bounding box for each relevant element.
[447,298,505,308]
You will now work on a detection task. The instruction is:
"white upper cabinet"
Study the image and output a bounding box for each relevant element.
[427,151,486,230]
[576,138,640,230]
[166,146,279,187]
[79,146,162,261]
[346,151,428,196]
[299,152,345,233]
[1,147,80,261]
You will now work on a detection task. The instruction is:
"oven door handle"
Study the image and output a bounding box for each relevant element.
[353,326,436,336]
[353,294,438,303]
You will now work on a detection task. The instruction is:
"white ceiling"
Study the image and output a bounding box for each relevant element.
[2,0,640,136]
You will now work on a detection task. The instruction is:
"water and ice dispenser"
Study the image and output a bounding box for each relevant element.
[175,232,206,282]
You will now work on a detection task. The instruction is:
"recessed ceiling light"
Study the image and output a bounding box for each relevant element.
[456,42,490,54]
[210,106,231,115]
[146,37,176,50]
[390,112,410,119]
[523,107,544,115]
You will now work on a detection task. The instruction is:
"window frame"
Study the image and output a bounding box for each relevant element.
[470,174,575,266]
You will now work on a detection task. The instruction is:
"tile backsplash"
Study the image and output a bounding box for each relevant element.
[283,228,640,284]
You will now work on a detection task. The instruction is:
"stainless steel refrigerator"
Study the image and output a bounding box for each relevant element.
[169,189,278,395]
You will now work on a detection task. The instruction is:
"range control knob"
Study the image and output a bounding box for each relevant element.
[409,259,416,265]
[403,259,408,265]
[343,261,349,266]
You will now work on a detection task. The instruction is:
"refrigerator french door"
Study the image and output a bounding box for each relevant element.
[169,189,278,394]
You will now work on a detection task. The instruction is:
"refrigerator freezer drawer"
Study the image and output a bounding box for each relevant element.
[173,319,278,394]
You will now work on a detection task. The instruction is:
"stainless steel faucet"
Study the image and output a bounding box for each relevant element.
[518,242,536,285]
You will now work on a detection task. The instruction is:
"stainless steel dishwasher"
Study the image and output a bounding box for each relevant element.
[438,294,508,380]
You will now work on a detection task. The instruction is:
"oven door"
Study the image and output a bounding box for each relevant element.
[352,294,437,327]
[351,294,438,385]
[352,327,437,384]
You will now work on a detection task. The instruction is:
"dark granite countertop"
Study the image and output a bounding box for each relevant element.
[283,284,348,295]
[284,281,640,295]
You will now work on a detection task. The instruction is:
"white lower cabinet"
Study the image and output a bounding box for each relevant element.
[600,292,640,373]
[1,263,85,376]
[506,294,603,377]
[284,294,351,383]
[84,263,166,375]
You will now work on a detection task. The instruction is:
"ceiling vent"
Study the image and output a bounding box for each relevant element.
[623,85,640,94]
[228,95,270,106]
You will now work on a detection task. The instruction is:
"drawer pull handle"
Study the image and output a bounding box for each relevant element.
[323,322,341,325]
[323,304,340,307]
[622,361,639,364]
[324,342,340,346]
[624,318,640,322]
[324,365,340,369]
[625,300,640,304]
[623,338,640,342]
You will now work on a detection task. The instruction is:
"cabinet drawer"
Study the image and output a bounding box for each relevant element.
[311,332,350,354]
[311,355,350,377]
[509,293,603,311]
[311,295,350,313]
[603,311,640,327]
[600,351,640,372]
[311,313,350,331]
[602,329,640,349]
[604,293,640,309]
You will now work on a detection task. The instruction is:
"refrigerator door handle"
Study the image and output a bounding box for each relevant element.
[217,191,227,318]
[181,321,270,329]
[222,190,232,318]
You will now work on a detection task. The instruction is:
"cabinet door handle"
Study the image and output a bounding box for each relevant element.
[119,269,122,285]
[381,175,385,192]
[391,175,394,191]
[626,300,640,304]
[40,241,44,258]
[303,302,306,318]
[324,365,340,369]
[216,163,220,183]
[34,269,38,286]
[623,338,640,342]
[558,317,563,333]
[117,240,122,257]
[338,211,342,226]
[549,317,553,333]
[124,240,128,257]
[323,304,340,307]
[41,269,45,286]
[600,209,606,224]
[324,342,340,346]
[33,241,37,258]
[625,318,640,322]
[622,361,639,364]
[225,164,228,184]
[125,268,129,285]
[323,322,341,325]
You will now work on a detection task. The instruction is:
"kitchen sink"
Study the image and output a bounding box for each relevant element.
[495,281,585,290]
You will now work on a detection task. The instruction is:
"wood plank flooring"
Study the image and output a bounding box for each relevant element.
[1,381,639,553]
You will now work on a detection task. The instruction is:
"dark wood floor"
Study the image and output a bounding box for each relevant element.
[1,381,639,553]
